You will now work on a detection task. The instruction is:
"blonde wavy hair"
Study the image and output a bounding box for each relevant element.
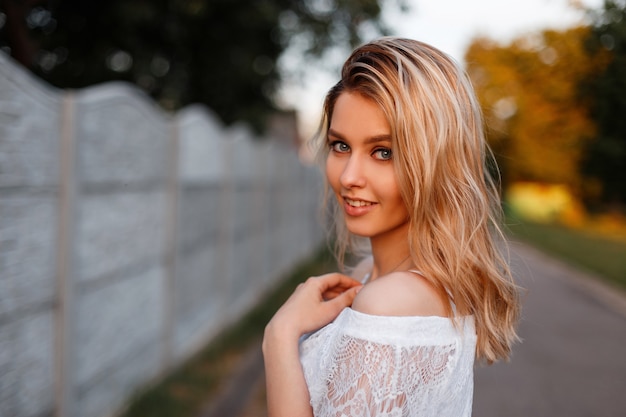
[312,37,520,364]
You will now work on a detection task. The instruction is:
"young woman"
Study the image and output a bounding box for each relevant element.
[263,37,520,417]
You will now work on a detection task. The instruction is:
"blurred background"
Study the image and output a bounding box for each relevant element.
[4,0,624,217]
[1,0,625,417]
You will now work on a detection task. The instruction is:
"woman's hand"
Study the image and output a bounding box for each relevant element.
[266,273,363,340]
[263,273,361,417]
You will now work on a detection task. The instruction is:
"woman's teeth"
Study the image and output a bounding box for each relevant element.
[345,198,372,207]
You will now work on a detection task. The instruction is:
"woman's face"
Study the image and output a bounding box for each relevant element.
[326,91,409,243]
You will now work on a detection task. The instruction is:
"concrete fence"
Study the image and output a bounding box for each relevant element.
[0,52,324,417]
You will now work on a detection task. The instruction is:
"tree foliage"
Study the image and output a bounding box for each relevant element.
[581,0,626,207]
[465,27,607,199]
[0,0,394,131]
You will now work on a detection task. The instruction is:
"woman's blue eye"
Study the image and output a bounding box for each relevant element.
[374,148,392,160]
[330,141,350,153]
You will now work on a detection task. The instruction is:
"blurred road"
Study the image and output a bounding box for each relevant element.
[473,241,626,417]
[206,241,626,417]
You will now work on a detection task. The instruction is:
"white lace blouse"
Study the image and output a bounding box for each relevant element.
[299,308,476,417]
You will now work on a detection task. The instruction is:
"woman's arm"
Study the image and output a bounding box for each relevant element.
[263,320,311,417]
[263,273,362,417]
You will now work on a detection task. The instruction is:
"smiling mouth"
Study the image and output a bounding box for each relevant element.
[344,197,374,207]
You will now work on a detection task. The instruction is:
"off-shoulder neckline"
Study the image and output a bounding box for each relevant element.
[344,306,470,321]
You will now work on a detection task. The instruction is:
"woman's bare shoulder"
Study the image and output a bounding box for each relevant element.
[351,271,447,317]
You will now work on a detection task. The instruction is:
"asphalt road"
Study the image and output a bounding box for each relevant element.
[473,241,626,417]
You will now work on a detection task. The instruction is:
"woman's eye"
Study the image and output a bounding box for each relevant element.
[373,148,392,160]
[330,141,350,153]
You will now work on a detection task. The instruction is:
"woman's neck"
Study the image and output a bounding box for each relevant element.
[369,224,413,280]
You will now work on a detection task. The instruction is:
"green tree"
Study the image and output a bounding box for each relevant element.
[581,0,626,208]
[0,0,398,131]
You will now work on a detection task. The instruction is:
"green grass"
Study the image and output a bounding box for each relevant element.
[505,216,626,290]
[120,245,337,417]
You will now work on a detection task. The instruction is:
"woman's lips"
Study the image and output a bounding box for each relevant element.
[343,197,376,217]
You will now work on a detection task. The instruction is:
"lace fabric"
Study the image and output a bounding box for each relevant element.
[300,308,476,417]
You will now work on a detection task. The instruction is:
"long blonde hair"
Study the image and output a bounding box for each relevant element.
[312,37,520,364]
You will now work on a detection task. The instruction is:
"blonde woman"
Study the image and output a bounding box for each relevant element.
[263,37,520,417]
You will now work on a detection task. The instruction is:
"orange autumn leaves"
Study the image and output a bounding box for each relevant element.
[465,26,610,199]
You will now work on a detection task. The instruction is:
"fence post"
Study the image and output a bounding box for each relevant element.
[55,91,77,417]
[162,116,179,370]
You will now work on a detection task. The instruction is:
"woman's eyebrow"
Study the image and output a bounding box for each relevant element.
[363,135,392,145]
[328,129,391,144]
[327,129,345,140]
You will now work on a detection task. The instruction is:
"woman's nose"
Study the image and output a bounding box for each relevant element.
[339,155,366,189]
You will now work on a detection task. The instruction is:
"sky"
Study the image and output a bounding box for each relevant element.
[279,0,604,137]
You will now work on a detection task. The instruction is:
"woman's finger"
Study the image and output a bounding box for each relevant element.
[310,273,359,300]
[314,273,362,291]
[325,285,361,314]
